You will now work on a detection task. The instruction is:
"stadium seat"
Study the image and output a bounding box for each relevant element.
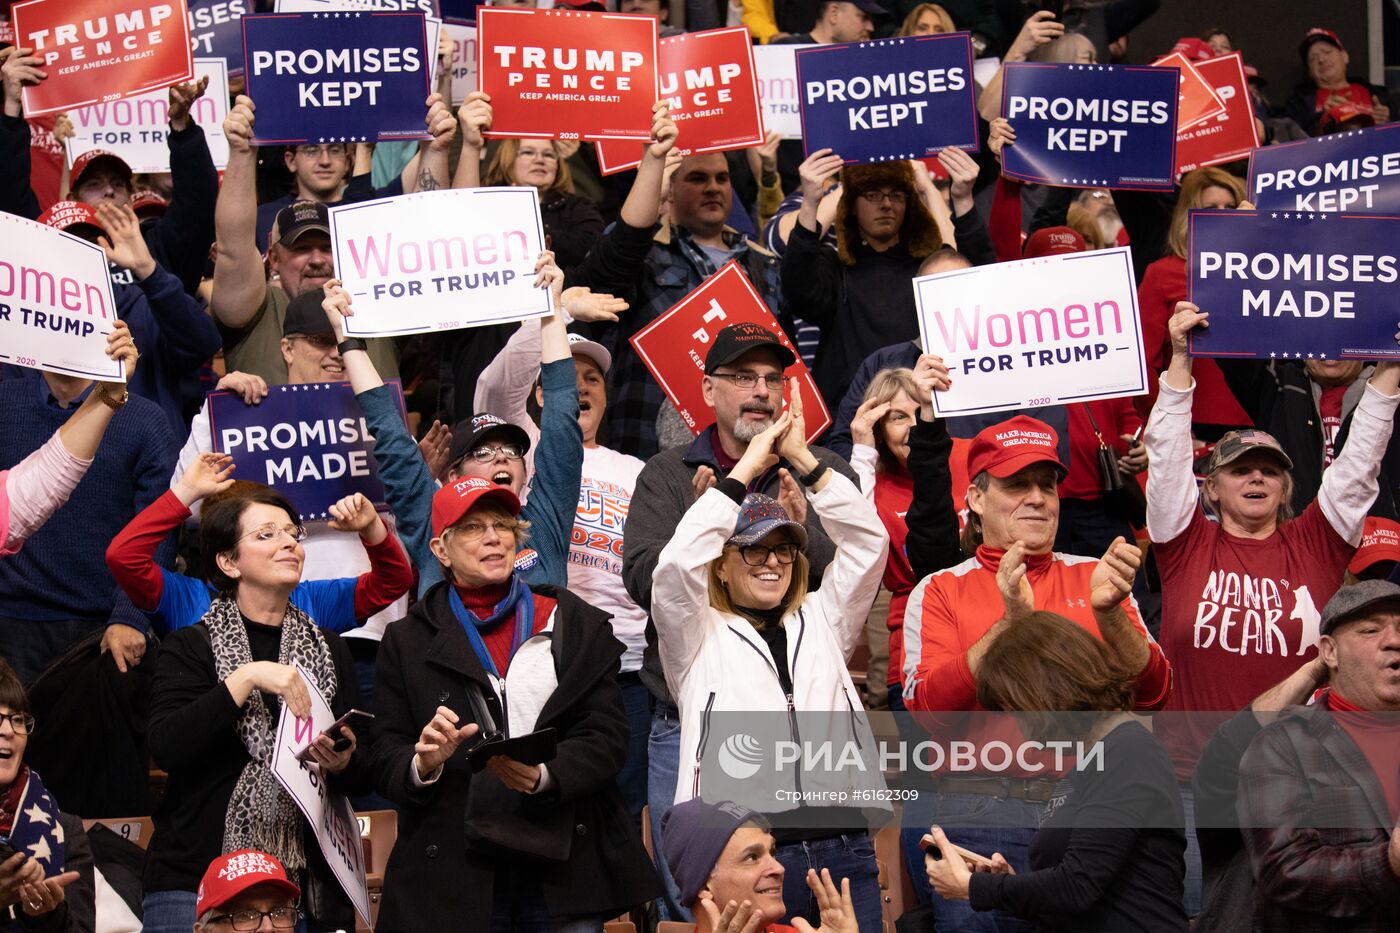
[355,809,398,932]
[81,816,154,851]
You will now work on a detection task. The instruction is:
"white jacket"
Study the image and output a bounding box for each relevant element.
[653,472,891,810]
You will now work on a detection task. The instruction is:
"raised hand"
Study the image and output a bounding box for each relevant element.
[939,146,981,213]
[988,117,1016,160]
[697,897,765,933]
[1167,300,1208,359]
[217,371,269,406]
[418,420,452,481]
[791,868,857,933]
[425,92,455,151]
[168,75,210,131]
[1006,10,1064,62]
[414,705,480,779]
[730,411,793,486]
[647,101,678,161]
[776,378,810,464]
[798,148,845,202]
[850,397,892,449]
[321,279,354,338]
[746,130,783,183]
[1,48,46,117]
[95,203,156,279]
[692,464,718,501]
[328,492,383,537]
[533,250,564,309]
[777,468,808,524]
[51,112,73,145]
[173,452,237,506]
[912,353,951,419]
[99,319,139,388]
[223,95,255,153]
[456,91,492,150]
[1089,536,1141,612]
[995,541,1035,621]
[560,287,628,324]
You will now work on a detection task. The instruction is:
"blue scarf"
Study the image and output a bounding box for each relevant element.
[1,766,64,876]
[447,574,536,679]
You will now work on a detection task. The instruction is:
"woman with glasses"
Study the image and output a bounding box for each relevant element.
[142,486,373,933]
[651,388,892,931]
[0,657,93,932]
[455,92,605,271]
[368,476,657,932]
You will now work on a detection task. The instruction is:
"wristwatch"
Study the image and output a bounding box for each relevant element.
[95,383,129,410]
[337,337,368,355]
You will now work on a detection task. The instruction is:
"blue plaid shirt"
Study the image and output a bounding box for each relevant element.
[568,218,784,459]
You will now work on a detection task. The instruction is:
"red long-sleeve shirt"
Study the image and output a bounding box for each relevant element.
[106,489,412,622]
[1060,398,1145,501]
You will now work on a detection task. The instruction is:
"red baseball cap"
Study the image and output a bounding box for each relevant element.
[69,149,134,187]
[1300,27,1345,58]
[1022,226,1086,259]
[966,415,1067,480]
[37,200,105,234]
[129,189,170,219]
[195,850,300,917]
[432,476,521,538]
[1171,37,1216,61]
[1348,517,1400,575]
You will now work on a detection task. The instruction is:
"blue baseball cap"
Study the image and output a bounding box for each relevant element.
[727,493,807,548]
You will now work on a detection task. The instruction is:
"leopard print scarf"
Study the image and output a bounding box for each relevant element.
[203,594,337,873]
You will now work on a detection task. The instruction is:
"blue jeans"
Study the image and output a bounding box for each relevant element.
[775,833,883,933]
[616,677,650,821]
[1180,785,1203,918]
[141,890,197,933]
[647,703,692,922]
[910,792,1044,933]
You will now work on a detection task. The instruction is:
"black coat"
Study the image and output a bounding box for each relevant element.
[540,192,606,272]
[369,582,658,932]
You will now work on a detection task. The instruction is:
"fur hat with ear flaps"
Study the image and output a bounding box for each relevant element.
[835,161,943,266]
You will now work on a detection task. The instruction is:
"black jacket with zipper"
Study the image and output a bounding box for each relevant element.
[369,581,658,931]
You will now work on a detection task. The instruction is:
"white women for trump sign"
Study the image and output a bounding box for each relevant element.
[915,246,1148,416]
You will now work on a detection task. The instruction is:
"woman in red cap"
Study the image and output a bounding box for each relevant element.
[368,476,657,932]
[651,384,891,932]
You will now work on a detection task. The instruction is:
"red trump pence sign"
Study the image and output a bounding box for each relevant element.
[595,26,764,175]
[476,7,657,141]
[1174,53,1259,177]
[13,0,194,117]
[630,262,830,444]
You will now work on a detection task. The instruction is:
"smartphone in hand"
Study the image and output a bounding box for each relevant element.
[295,709,375,762]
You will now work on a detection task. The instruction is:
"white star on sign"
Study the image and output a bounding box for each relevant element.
[1270,352,1277,358]
[1271,213,1278,218]
[1308,353,1315,358]
[1283,213,1291,219]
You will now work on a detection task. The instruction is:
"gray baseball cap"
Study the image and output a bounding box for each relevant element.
[1320,579,1400,636]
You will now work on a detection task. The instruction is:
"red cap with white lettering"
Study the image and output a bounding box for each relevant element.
[69,150,134,188]
[966,415,1068,480]
[195,850,300,917]
[37,200,105,234]
[1349,517,1400,576]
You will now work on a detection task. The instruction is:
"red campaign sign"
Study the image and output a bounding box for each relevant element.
[476,7,657,142]
[595,26,764,175]
[13,0,194,117]
[27,114,65,211]
[1150,51,1225,131]
[1174,53,1259,177]
[630,262,830,444]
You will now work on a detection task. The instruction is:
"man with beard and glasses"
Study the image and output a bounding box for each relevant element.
[621,322,857,921]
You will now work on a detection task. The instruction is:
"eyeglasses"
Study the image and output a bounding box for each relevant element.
[738,543,800,566]
[465,444,525,462]
[297,144,347,158]
[0,712,35,736]
[449,519,518,542]
[289,333,337,350]
[205,906,300,930]
[516,147,558,162]
[711,372,784,391]
[239,524,309,544]
[859,190,908,205]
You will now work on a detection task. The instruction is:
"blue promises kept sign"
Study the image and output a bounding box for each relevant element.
[189,0,249,75]
[242,11,431,145]
[209,381,408,520]
[796,34,978,164]
[1187,210,1400,361]
[1000,62,1178,190]
[1249,123,1400,214]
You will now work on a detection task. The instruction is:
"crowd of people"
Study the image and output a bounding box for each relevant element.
[1,1,1399,931]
